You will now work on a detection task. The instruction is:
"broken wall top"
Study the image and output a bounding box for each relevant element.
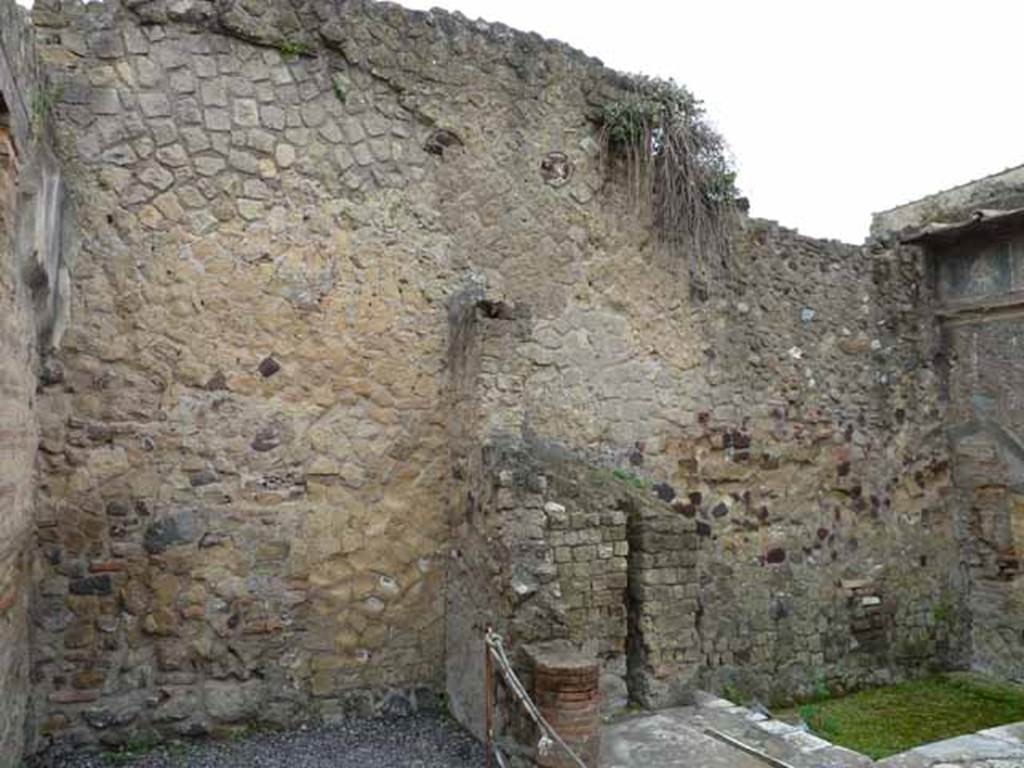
[31,0,635,110]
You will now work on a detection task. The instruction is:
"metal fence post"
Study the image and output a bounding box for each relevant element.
[485,627,494,768]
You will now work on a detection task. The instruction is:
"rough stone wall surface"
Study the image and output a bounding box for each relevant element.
[442,286,701,735]
[874,178,1024,687]
[1,0,43,145]
[0,95,36,768]
[675,226,968,703]
[463,221,966,707]
[25,0,650,754]
[443,431,694,740]
[444,218,965,728]
[0,0,70,762]
[5,0,986,759]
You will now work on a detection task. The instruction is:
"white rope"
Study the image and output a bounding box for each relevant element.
[485,629,591,768]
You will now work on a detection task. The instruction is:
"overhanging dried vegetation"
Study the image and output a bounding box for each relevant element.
[599,78,738,295]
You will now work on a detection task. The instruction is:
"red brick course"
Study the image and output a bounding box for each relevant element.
[531,648,600,768]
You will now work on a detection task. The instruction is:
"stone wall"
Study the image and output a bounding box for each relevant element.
[685,224,967,703]
[0,71,35,768]
[875,181,1024,685]
[24,0,652,754]
[0,0,1001,760]
[443,211,967,732]
[1,0,72,762]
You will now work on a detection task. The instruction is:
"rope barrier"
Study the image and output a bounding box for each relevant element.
[484,628,591,768]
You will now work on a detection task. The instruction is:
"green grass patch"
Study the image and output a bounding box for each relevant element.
[611,468,647,489]
[780,674,1024,760]
[102,738,188,766]
[103,738,156,765]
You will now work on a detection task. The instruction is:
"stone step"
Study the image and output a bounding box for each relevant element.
[602,708,772,768]
[686,693,873,768]
[876,724,1024,767]
[601,692,872,768]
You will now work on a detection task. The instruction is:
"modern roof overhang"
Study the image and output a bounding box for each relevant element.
[901,208,1024,246]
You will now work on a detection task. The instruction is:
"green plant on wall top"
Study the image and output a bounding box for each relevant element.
[598,77,738,292]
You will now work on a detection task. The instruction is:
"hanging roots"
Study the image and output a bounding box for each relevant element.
[599,77,738,294]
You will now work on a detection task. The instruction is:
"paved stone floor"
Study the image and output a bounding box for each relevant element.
[601,694,1024,768]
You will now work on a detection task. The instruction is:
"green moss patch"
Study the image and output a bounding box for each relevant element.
[782,674,1024,760]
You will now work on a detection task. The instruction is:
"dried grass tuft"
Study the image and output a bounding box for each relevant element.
[599,78,738,295]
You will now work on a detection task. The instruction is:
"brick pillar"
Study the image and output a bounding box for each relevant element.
[528,644,600,768]
[626,501,699,708]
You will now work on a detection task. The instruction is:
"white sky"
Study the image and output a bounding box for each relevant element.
[395,0,1024,243]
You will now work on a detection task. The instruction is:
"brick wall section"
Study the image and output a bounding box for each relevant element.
[626,500,699,708]
[545,498,628,665]
[446,438,651,735]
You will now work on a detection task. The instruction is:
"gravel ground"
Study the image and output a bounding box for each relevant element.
[57,714,486,768]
